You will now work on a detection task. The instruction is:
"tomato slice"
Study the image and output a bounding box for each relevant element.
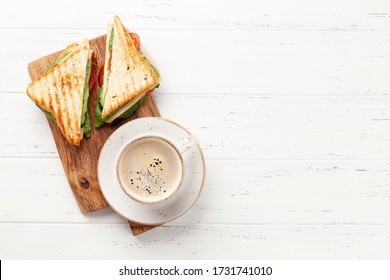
[97,65,104,88]
[88,52,98,91]
[129,32,141,50]
[107,53,112,71]
[89,75,96,91]
[91,52,97,64]
[145,89,154,95]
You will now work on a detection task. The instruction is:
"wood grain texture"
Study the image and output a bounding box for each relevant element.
[27,35,158,234]
[4,94,390,160]
[1,0,390,31]
[1,158,390,225]
[1,224,390,259]
[6,30,390,95]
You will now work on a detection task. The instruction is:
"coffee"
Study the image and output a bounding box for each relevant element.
[117,137,183,203]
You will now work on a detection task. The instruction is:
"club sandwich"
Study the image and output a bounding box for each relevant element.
[94,16,161,127]
[27,39,93,145]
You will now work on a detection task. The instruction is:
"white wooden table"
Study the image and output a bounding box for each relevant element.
[1,0,390,259]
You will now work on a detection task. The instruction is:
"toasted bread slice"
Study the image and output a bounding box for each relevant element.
[63,43,79,55]
[27,39,92,145]
[101,17,159,120]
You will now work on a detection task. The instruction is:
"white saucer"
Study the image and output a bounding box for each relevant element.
[97,117,206,225]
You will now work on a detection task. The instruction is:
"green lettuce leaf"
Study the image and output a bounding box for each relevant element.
[109,27,115,52]
[139,50,160,91]
[80,59,92,138]
[81,59,92,125]
[94,87,105,128]
[46,52,70,72]
[94,90,149,127]
[139,50,160,78]
[149,62,160,78]
[38,106,56,121]
[118,95,148,119]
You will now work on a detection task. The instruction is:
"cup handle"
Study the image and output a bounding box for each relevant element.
[180,135,198,155]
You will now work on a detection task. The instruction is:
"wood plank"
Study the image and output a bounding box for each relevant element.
[27,35,158,234]
[1,0,390,31]
[3,30,390,95]
[2,158,390,224]
[3,94,390,160]
[1,224,390,259]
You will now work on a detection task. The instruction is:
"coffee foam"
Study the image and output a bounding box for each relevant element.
[118,137,182,203]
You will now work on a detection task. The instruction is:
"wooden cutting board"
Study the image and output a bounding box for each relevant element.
[27,35,158,235]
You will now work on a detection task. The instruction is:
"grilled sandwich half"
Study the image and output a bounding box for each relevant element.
[27,39,93,145]
[94,16,161,127]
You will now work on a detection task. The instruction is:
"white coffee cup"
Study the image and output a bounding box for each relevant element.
[116,135,197,204]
